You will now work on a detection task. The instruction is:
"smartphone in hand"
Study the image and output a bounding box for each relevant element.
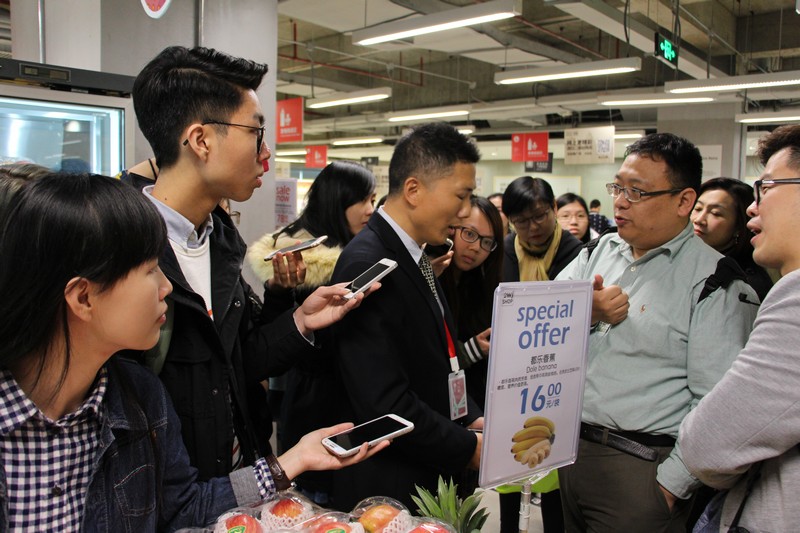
[321,414,414,457]
[343,258,398,300]
[264,235,328,261]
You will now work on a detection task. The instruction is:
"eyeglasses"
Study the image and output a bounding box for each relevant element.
[183,120,266,155]
[556,211,588,222]
[456,226,497,252]
[509,209,551,229]
[606,183,683,203]
[753,178,800,205]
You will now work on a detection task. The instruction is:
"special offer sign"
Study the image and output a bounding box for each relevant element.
[479,281,591,488]
[511,132,549,162]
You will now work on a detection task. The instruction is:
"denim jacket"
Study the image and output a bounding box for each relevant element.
[0,357,261,532]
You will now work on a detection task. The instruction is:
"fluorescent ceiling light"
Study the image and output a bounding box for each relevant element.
[458,127,475,135]
[387,105,472,123]
[735,110,800,124]
[306,87,392,109]
[495,57,641,85]
[665,70,800,94]
[331,136,384,146]
[274,157,306,163]
[353,0,521,46]
[275,150,307,156]
[599,94,714,106]
[614,132,644,139]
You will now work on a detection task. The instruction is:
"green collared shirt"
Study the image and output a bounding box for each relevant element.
[557,223,759,498]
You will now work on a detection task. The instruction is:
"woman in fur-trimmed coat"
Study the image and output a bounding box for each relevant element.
[248,161,376,504]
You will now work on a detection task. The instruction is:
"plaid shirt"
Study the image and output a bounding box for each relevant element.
[0,368,107,531]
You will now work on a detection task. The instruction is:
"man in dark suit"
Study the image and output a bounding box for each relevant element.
[330,123,484,510]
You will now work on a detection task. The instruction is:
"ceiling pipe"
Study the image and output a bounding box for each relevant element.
[279,53,424,88]
[513,15,607,60]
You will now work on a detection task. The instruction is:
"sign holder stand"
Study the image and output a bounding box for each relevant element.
[517,469,552,533]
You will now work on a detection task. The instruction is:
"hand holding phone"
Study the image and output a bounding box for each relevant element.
[264,235,328,261]
[343,258,398,300]
[321,414,414,457]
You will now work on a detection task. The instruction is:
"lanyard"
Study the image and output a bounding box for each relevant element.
[443,319,459,372]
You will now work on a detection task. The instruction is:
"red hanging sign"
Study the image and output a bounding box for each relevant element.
[276,97,303,143]
[305,145,327,168]
[511,132,549,162]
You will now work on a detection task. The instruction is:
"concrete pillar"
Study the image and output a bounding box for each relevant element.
[657,102,746,180]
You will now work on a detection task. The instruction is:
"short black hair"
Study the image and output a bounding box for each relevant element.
[0,173,167,385]
[758,124,800,170]
[133,46,269,169]
[502,176,555,219]
[388,122,480,195]
[624,133,702,192]
[589,199,601,209]
[278,161,376,247]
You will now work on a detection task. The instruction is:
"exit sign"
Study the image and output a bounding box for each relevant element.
[655,33,678,68]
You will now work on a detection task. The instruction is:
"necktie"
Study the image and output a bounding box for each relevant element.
[418,253,440,304]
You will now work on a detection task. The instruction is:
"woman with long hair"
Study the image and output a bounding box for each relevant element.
[249,160,377,299]
[691,177,773,300]
[0,173,383,531]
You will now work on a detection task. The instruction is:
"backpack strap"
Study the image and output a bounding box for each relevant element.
[697,256,749,304]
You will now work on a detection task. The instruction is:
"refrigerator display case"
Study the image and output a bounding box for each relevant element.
[0,60,136,175]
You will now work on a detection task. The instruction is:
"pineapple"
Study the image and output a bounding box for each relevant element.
[411,476,489,533]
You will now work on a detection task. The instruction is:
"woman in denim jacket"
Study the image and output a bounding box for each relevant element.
[0,173,385,532]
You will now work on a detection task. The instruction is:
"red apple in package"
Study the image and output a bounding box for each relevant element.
[353,498,413,533]
[214,510,265,533]
[302,511,365,533]
[259,493,314,529]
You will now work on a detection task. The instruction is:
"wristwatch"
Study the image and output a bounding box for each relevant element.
[265,454,293,491]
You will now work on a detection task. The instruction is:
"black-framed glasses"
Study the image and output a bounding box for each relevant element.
[183,120,266,154]
[509,209,551,229]
[456,226,497,252]
[606,183,683,203]
[754,178,800,205]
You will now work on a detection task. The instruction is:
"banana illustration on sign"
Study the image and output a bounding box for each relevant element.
[511,416,555,468]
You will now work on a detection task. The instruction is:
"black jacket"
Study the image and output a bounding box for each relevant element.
[123,173,312,480]
[330,213,481,511]
[502,228,582,282]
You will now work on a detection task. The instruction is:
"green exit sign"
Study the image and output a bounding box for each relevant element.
[655,33,679,68]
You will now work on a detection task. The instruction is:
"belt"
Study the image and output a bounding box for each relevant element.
[579,423,676,462]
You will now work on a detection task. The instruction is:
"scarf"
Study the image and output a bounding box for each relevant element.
[515,223,563,281]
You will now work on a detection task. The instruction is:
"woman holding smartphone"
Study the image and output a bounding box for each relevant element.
[248,160,377,504]
[0,173,384,531]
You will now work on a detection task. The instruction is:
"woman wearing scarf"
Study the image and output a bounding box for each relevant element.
[498,176,582,533]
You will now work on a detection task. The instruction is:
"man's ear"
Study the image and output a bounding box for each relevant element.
[404,176,423,207]
[182,123,210,160]
[676,188,698,217]
[64,277,93,322]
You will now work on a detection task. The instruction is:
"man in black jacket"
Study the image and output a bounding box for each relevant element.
[129,46,366,480]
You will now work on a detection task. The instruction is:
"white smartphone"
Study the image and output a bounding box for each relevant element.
[264,235,328,261]
[342,258,398,300]
[321,414,415,458]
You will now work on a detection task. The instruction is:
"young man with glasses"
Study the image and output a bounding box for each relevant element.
[126,46,371,485]
[556,133,759,531]
[679,124,800,532]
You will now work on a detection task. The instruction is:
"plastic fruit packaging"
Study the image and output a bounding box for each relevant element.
[214,509,265,533]
[259,492,315,530]
[407,517,457,533]
[298,511,366,533]
[352,497,413,533]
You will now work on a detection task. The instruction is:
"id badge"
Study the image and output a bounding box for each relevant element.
[448,370,468,420]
